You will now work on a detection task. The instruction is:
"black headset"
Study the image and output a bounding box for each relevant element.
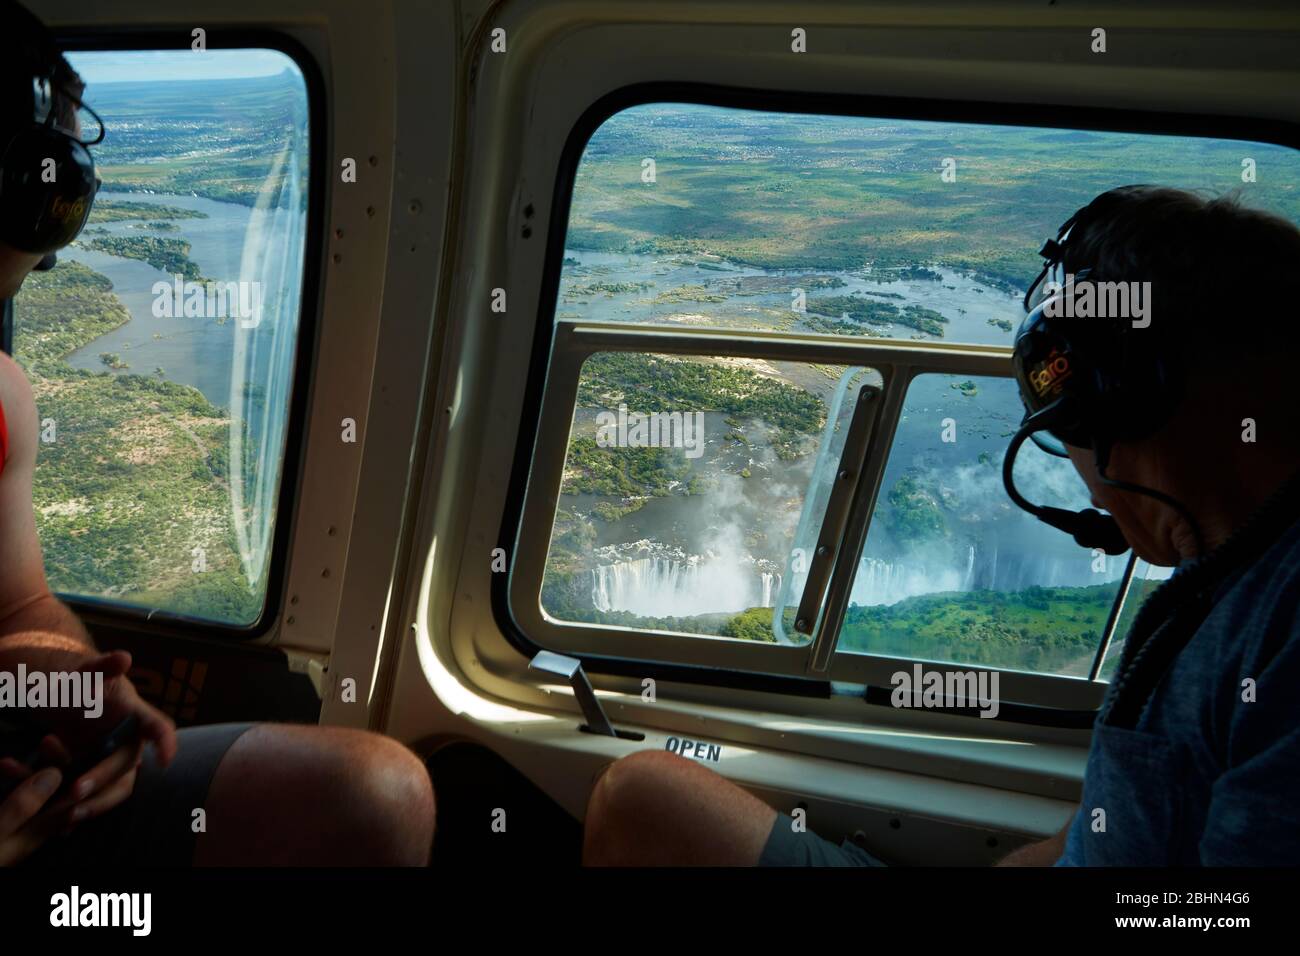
[0,1,102,261]
[1003,186,1205,556]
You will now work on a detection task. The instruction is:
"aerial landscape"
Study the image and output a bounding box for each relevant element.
[13,53,309,625]
[12,77,1299,666]
[538,103,1300,676]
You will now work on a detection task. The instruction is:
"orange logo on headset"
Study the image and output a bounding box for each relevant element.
[49,194,88,225]
[1029,348,1072,398]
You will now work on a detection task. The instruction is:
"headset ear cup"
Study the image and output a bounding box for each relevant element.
[1106,329,1179,442]
[0,126,97,255]
[1013,306,1098,449]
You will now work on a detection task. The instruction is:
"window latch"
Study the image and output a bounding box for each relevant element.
[529,650,617,737]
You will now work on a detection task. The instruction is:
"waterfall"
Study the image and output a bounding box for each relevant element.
[850,557,968,607]
[850,541,1119,608]
[588,539,1121,618]
[590,557,777,616]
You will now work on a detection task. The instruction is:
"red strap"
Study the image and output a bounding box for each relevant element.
[0,398,8,478]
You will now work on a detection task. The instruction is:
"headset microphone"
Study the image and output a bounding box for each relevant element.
[1006,186,1208,560]
[1002,402,1130,555]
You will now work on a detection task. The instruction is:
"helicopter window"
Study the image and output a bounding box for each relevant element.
[10,47,313,628]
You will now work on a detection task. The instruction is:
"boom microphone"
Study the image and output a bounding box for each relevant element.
[1002,404,1130,555]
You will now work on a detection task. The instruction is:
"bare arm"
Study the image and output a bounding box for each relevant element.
[996,808,1076,866]
[0,350,93,662]
[0,350,177,775]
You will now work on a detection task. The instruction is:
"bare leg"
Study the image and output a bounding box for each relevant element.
[193,724,435,866]
[583,750,776,866]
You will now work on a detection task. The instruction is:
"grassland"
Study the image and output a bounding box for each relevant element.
[81,71,308,208]
[836,583,1119,676]
[568,105,1300,292]
[13,261,262,623]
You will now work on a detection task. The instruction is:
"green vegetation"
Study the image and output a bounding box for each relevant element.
[592,499,647,521]
[13,261,128,373]
[88,200,207,224]
[886,475,947,543]
[807,294,949,336]
[13,260,262,623]
[562,438,691,497]
[577,352,824,438]
[563,280,654,298]
[719,607,787,642]
[724,274,845,294]
[650,284,727,304]
[837,584,1120,675]
[87,236,207,281]
[893,265,944,282]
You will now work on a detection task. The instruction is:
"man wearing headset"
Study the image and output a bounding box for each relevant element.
[0,1,434,865]
[582,185,1300,867]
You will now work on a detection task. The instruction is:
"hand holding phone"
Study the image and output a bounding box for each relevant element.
[0,715,140,803]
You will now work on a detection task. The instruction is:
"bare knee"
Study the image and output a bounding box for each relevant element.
[588,750,695,829]
[584,750,724,866]
[323,729,436,865]
[199,725,435,866]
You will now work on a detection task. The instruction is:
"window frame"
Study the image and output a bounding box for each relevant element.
[2,27,329,642]
[490,81,1300,709]
[814,367,1134,712]
[512,321,1012,668]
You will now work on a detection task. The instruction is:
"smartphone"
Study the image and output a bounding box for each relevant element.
[0,714,141,804]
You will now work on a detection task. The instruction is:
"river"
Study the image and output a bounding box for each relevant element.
[62,191,275,412]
